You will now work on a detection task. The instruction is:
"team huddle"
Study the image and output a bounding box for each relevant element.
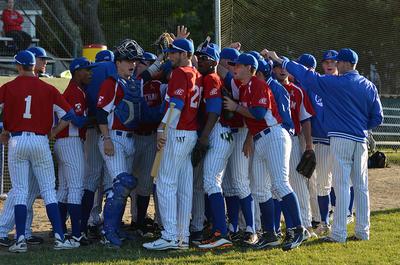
[0,25,383,253]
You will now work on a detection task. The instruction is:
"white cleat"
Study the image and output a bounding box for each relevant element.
[9,236,27,253]
[54,234,80,250]
[143,238,180,250]
[347,214,354,224]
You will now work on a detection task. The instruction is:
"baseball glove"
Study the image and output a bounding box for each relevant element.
[296,150,316,179]
[191,140,209,167]
[153,32,174,55]
[221,87,235,120]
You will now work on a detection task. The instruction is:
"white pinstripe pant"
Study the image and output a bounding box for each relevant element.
[289,136,312,228]
[55,137,85,204]
[84,128,106,192]
[330,137,369,242]
[156,129,197,242]
[314,143,333,197]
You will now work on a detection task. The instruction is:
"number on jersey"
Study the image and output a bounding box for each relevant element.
[190,85,202,108]
[23,95,32,119]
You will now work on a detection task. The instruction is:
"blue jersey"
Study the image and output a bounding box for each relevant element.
[86,61,117,117]
[283,60,383,142]
[266,77,295,135]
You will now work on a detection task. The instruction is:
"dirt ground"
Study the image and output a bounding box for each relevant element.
[0,166,399,235]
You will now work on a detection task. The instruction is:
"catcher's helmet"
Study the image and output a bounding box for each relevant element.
[114,39,144,61]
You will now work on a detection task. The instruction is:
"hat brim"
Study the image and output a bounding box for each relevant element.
[321,56,337,62]
[163,43,189,53]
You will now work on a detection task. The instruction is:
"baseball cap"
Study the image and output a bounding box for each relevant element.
[248,51,263,61]
[95,50,114,62]
[336,48,358,64]
[27,47,53,60]
[322,50,338,61]
[69,57,96,74]
[220,48,240,62]
[194,43,220,61]
[297,53,317,69]
[228,53,258,69]
[143,52,157,62]
[257,59,272,77]
[14,50,36,65]
[163,38,194,53]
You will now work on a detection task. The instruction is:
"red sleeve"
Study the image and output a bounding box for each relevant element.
[0,84,5,104]
[301,87,315,116]
[16,12,23,24]
[1,10,11,24]
[249,81,270,109]
[64,87,84,116]
[97,78,117,111]
[203,74,221,100]
[168,68,187,101]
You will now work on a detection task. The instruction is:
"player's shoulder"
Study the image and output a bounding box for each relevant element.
[100,76,117,87]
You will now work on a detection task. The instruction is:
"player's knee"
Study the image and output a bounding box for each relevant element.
[68,189,84,205]
[273,181,293,199]
[14,192,28,206]
[41,190,58,205]
[203,182,222,196]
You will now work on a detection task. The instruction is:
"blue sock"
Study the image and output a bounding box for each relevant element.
[281,200,293,229]
[136,195,150,226]
[225,196,239,232]
[318,195,330,224]
[204,194,212,223]
[15,204,27,239]
[46,203,64,240]
[67,203,82,238]
[349,186,354,214]
[58,202,68,234]
[273,199,282,233]
[208,193,227,236]
[330,188,336,207]
[80,189,95,233]
[281,192,302,227]
[259,198,274,232]
[239,195,255,232]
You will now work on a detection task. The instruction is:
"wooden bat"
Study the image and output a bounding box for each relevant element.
[151,102,176,178]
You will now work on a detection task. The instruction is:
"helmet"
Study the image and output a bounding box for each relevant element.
[114,39,144,61]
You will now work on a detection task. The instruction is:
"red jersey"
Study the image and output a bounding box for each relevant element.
[96,77,132,131]
[225,76,244,128]
[283,82,315,135]
[165,66,202,131]
[1,9,23,32]
[134,80,163,133]
[0,76,71,134]
[57,80,87,139]
[239,76,282,136]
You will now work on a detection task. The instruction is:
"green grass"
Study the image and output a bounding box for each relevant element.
[385,151,400,166]
[0,76,69,92]
[1,208,399,265]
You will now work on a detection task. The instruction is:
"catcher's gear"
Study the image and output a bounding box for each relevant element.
[114,39,144,61]
[153,32,174,55]
[191,140,209,167]
[221,87,235,120]
[296,150,316,179]
[114,78,143,129]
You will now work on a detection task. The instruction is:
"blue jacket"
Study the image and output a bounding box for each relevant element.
[283,60,383,142]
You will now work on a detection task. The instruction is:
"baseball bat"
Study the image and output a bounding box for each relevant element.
[151,102,176,178]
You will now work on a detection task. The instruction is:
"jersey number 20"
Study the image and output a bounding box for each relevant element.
[23,95,32,119]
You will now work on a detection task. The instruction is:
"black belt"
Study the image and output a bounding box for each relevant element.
[10,132,46,137]
[230,128,239,133]
[115,131,133,138]
[253,128,271,142]
[134,130,156,136]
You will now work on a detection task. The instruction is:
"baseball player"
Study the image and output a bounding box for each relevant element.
[96,39,144,247]
[268,48,383,243]
[54,57,94,246]
[1,50,79,252]
[143,38,202,250]
[27,46,53,77]
[223,53,306,251]
[272,59,316,238]
[216,47,258,244]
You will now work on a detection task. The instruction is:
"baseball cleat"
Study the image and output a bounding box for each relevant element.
[311,220,320,229]
[321,236,341,243]
[88,225,102,239]
[242,232,259,246]
[281,226,305,251]
[347,214,354,224]
[198,231,233,249]
[304,227,318,241]
[136,225,154,238]
[9,236,27,253]
[190,230,204,245]
[142,238,180,250]
[315,223,331,237]
[227,231,242,243]
[101,231,122,248]
[54,234,80,250]
[177,240,189,250]
[26,235,44,245]
[0,237,14,247]
[254,231,280,250]
[71,234,92,246]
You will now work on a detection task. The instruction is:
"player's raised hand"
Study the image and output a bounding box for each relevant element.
[223,96,239,112]
[176,25,190,39]
[103,138,115,156]
[266,51,281,62]
[260,49,269,59]
[229,42,241,50]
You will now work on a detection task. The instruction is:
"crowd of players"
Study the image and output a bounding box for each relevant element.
[0,25,383,253]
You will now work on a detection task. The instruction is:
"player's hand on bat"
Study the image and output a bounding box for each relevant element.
[157,132,167,151]
[224,96,238,112]
[176,25,190,39]
[0,130,10,144]
[242,135,254,158]
[103,138,115,156]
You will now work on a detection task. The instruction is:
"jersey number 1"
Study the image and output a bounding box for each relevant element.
[23,95,32,119]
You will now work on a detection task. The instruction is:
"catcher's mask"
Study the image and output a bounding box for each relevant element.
[114,39,144,61]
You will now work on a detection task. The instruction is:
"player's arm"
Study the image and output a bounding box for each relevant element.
[367,84,384,130]
[64,90,88,128]
[51,87,74,138]
[299,87,315,150]
[242,130,253,158]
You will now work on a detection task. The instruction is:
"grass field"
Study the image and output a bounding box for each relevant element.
[0,208,399,265]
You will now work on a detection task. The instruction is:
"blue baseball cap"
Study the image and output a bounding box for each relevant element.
[257,59,272,77]
[14,50,36,65]
[163,38,194,53]
[143,52,157,62]
[297,53,317,69]
[220,48,240,62]
[248,51,263,61]
[27,46,53,60]
[228,53,258,69]
[95,50,114,62]
[336,48,358,64]
[69,57,96,74]
[195,43,220,61]
[322,50,338,61]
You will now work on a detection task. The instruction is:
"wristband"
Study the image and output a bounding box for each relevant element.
[157,129,164,133]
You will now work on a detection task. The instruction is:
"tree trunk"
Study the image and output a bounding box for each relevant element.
[82,0,106,45]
